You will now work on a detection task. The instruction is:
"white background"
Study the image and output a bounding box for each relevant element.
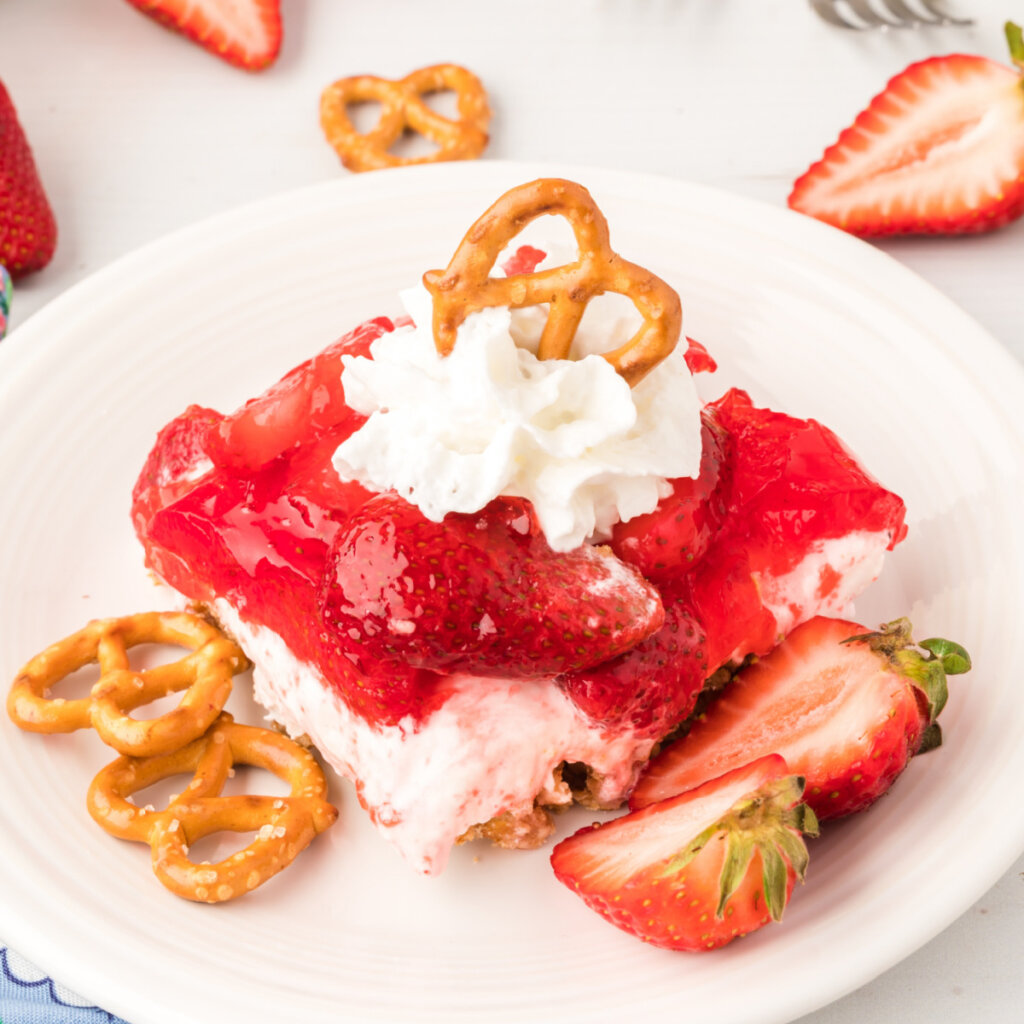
[1,0,1021,1020]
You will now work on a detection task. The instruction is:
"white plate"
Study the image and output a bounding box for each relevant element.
[2,161,1023,1024]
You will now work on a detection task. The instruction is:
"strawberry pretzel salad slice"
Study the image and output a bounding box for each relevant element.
[131,178,907,876]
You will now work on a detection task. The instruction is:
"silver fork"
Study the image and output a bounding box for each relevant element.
[809,0,974,29]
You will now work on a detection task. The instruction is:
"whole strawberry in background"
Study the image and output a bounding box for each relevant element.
[124,0,282,71]
[789,21,1024,237]
[0,81,57,279]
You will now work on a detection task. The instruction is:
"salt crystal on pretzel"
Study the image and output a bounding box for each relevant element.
[87,713,338,903]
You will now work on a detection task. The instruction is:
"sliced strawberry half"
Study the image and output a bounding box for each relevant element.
[789,24,1024,237]
[206,316,394,473]
[630,617,971,819]
[320,493,665,678]
[132,404,223,529]
[551,755,817,951]
[609,409,732,581]
[124,0,283,72]
[558,579,710,737]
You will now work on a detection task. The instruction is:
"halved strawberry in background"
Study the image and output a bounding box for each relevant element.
[789,22,1024,237]
[551,755,817,951]
[124,0,283,72]
[320,493,665,678]
[630,617,971,819]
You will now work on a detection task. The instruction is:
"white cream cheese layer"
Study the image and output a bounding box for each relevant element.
[754,530,891,648]
[213,598,654,877]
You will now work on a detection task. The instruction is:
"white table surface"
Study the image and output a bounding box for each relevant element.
[1,0,1021,1020]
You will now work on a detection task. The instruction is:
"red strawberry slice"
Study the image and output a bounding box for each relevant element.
[630,617,970,820]
[558,579,709,737]
[132,404,223,528]
[207,316,394,473]
[124,0,283,72]
[320,493,665,678]
[609,410,731,581]
[683,389,907,671]
[789,23,1024,237]
[0,80,57,278]
[551,755,817,951]
[682,336,717,375]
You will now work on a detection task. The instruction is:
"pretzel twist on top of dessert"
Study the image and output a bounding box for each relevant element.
[320,64,490,172]
[6,612,248,757]
[87,713,338,903]
[422,178,683,387]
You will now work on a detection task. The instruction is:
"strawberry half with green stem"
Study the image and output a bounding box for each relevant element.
[631,617,970,819]
[0,80,57,278]
[551,755,818,952]
[789,22,1024,236]
[320,494,665,678]
[124,0,282,72]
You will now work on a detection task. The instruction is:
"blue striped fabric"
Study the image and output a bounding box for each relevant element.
[0,946,128,1024]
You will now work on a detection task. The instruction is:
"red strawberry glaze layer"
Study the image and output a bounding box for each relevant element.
[132,316,906,741]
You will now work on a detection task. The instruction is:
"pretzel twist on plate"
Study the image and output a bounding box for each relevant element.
[422,178,683,387]
[320,63,490,172]
[6,611,248,757]
[87,713,338,902]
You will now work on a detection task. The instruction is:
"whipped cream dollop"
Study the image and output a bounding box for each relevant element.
[332,279,703,552]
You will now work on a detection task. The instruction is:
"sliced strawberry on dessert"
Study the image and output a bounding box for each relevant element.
[564,390,907,737]
[207,316,394,473]
[609,410,731,580]
[551,755,817,951]
[788,22,1024,237]
[558,580,710,737]
[630,617,970,820]
[689,388,907,668]
[132,403,223,528]
[0,80,57,278]
[124,0,283,72]
[320,493,665,677]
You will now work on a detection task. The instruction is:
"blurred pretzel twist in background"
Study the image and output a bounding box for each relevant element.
[320,63,490,172]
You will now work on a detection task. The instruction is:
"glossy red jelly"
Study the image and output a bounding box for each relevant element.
[133,317,906,732]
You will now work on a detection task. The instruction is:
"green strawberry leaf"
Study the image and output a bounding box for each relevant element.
[919,637,972,675]
[1006,21,1024,72]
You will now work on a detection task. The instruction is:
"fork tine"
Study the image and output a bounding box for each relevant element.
[839,0,905,26]
[808,0,864,28]
[916,0,974,26]
[810,0,974,29]
[879,0,943,23]
[844,0,901,27]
